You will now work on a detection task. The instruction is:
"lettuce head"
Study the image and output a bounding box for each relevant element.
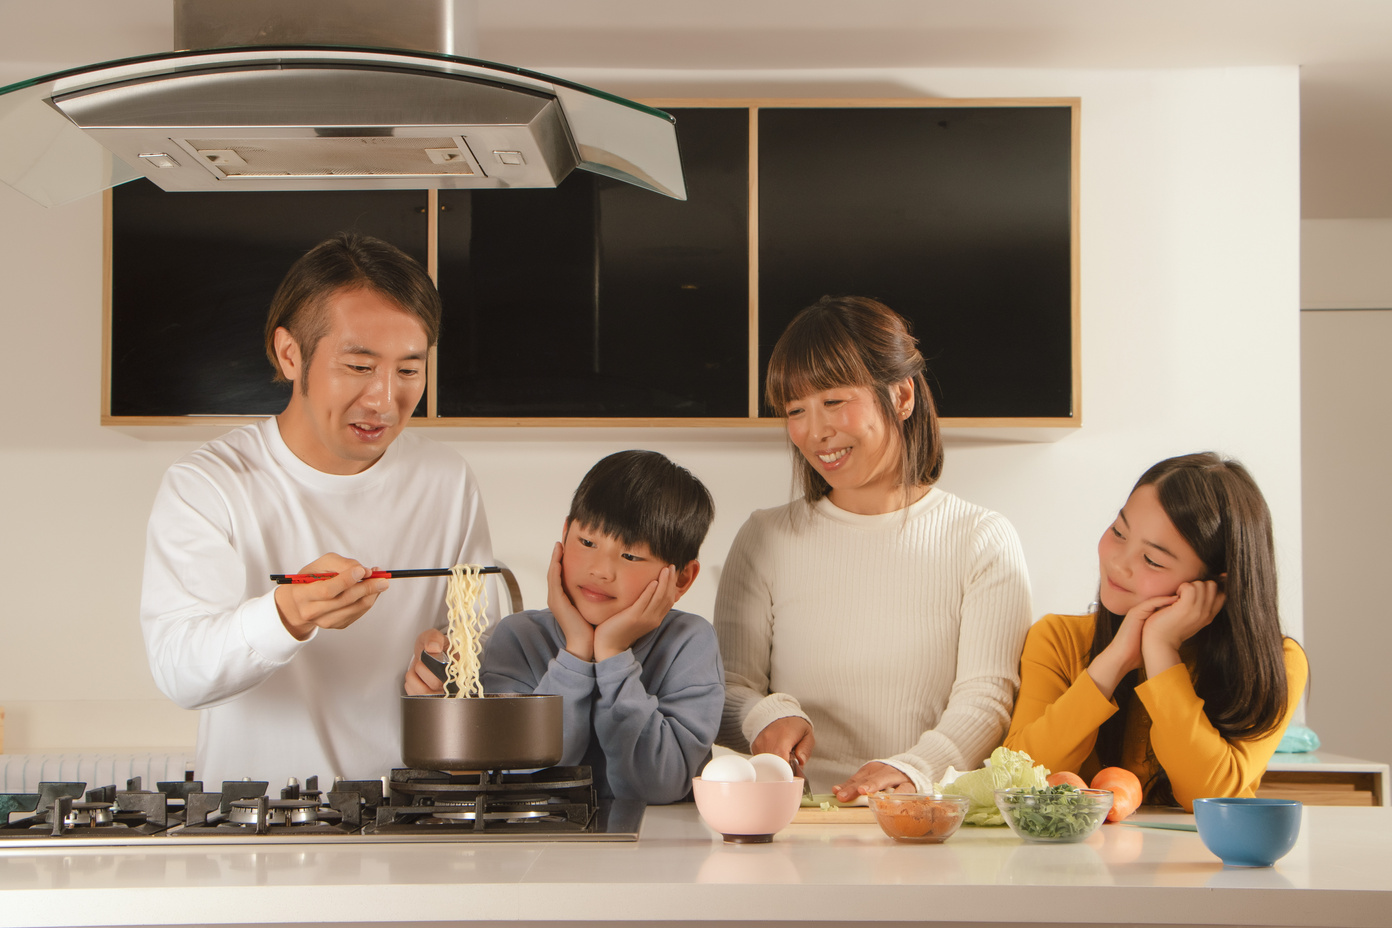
[935,746,1049,826]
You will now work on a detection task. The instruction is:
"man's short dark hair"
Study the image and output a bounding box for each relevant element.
[264,232,441,383]
[567,451,715,569]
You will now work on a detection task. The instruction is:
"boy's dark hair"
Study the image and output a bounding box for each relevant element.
[567,451,715,568]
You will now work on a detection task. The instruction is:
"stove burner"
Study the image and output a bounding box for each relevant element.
[390,767,597,798]
[0,779,175,839]
[365,767,604,836]
[228,798,321,826]
[64,802,116,827]
[420,808,556,823]
[1,767,643,844]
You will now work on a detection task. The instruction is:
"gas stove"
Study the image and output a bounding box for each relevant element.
[0,767,643,847]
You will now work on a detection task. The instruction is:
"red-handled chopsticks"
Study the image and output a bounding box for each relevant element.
[270,567,501,584]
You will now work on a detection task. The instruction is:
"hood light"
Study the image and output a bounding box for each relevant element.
[138,153,181,169]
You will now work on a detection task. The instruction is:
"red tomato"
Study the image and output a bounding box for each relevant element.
[1091,767,1143,822]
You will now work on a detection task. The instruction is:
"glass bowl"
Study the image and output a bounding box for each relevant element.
[993,787,1113,843]
[867,792,971,843]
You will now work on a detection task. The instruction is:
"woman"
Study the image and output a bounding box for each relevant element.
[714,296,1032,801]
[1004,453,1308,809]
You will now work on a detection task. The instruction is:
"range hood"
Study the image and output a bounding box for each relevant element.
[0,0,686,207]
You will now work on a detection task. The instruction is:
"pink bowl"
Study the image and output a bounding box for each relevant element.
[691,777,805,843]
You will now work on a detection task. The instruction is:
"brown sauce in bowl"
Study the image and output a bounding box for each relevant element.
[869,795,966,842]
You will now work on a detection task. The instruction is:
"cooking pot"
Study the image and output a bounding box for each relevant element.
[401,693,563,770]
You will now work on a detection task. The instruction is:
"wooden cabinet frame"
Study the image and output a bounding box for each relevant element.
[102,97,1080,431]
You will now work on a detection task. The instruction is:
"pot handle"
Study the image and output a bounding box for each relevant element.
[420,650,458,696]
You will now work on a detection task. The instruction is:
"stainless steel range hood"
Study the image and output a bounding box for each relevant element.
[0,0,686,207]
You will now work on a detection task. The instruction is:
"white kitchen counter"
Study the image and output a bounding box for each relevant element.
[2,804,1388,928]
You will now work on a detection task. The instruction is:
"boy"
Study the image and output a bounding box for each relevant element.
[481,450,723,804]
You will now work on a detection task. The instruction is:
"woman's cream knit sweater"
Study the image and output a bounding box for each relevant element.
[714,488,1032,792]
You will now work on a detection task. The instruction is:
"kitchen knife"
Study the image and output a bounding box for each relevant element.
[789,754,814,801]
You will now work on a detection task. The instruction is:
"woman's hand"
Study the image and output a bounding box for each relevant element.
[1141,579,1226,675]
[751,716,815,769]
[1086,594,1177,699]
[832,762,912,802]
[546,541,595,662]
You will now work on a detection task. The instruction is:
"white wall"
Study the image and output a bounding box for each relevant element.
[0,65,1303,755]
[1300,218,1392,769]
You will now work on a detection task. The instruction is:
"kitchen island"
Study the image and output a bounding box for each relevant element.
[1,804,1387,928]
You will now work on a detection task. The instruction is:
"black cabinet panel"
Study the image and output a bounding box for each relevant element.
[109,180,429,416]
[106,103,1074,424]
[435,107,750,417]
[757,106,1073,418]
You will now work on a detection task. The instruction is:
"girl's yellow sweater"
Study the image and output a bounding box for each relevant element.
[1004,613,1308,810]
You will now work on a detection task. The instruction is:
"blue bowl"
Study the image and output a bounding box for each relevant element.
[1192,797,1302,867]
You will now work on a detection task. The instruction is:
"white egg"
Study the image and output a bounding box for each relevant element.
[700,754,757,782]
[749,753,795,783]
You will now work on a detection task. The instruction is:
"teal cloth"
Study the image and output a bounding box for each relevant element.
[1275,725,1321,753]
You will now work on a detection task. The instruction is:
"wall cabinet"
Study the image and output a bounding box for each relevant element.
[104,99,1079,428]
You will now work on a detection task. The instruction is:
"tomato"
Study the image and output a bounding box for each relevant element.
[1046,771,1088,789]
[1091,767,1143,822]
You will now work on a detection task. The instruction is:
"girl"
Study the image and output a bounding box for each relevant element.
[715,295,1032,801]
[1004,453,1308,810]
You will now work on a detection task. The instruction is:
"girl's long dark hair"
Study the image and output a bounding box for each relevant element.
[765,295,943,504]
[1090,453,1291,804]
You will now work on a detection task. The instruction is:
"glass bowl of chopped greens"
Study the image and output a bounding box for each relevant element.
[994,786,1113,843]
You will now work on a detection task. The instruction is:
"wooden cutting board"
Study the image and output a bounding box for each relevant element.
[793,804,877,824]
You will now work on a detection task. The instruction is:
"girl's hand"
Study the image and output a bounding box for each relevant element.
[1086,594,1177,699]
[1141,579,1226,672]
[546,541,595,661]
[751,716,815,769]
[833,762,912,802]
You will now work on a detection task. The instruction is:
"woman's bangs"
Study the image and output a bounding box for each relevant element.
[767,326,872,411]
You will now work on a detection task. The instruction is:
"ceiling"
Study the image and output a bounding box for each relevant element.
[3,0,1391,218]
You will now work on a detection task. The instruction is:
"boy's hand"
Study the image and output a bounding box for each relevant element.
[546,541,595,661]
[593,565,678,662]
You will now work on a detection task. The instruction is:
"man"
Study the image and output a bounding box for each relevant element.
[141,232,494,786]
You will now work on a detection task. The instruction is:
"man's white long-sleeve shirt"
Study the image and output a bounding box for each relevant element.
[141,417,494,787]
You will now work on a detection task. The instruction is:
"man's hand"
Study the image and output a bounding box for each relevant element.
[546,541,595,662]
[833,761,913,802]
[273,553,387,640]
[404,627,448,696]
[593,566,679,662]
[751,716,815,770]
